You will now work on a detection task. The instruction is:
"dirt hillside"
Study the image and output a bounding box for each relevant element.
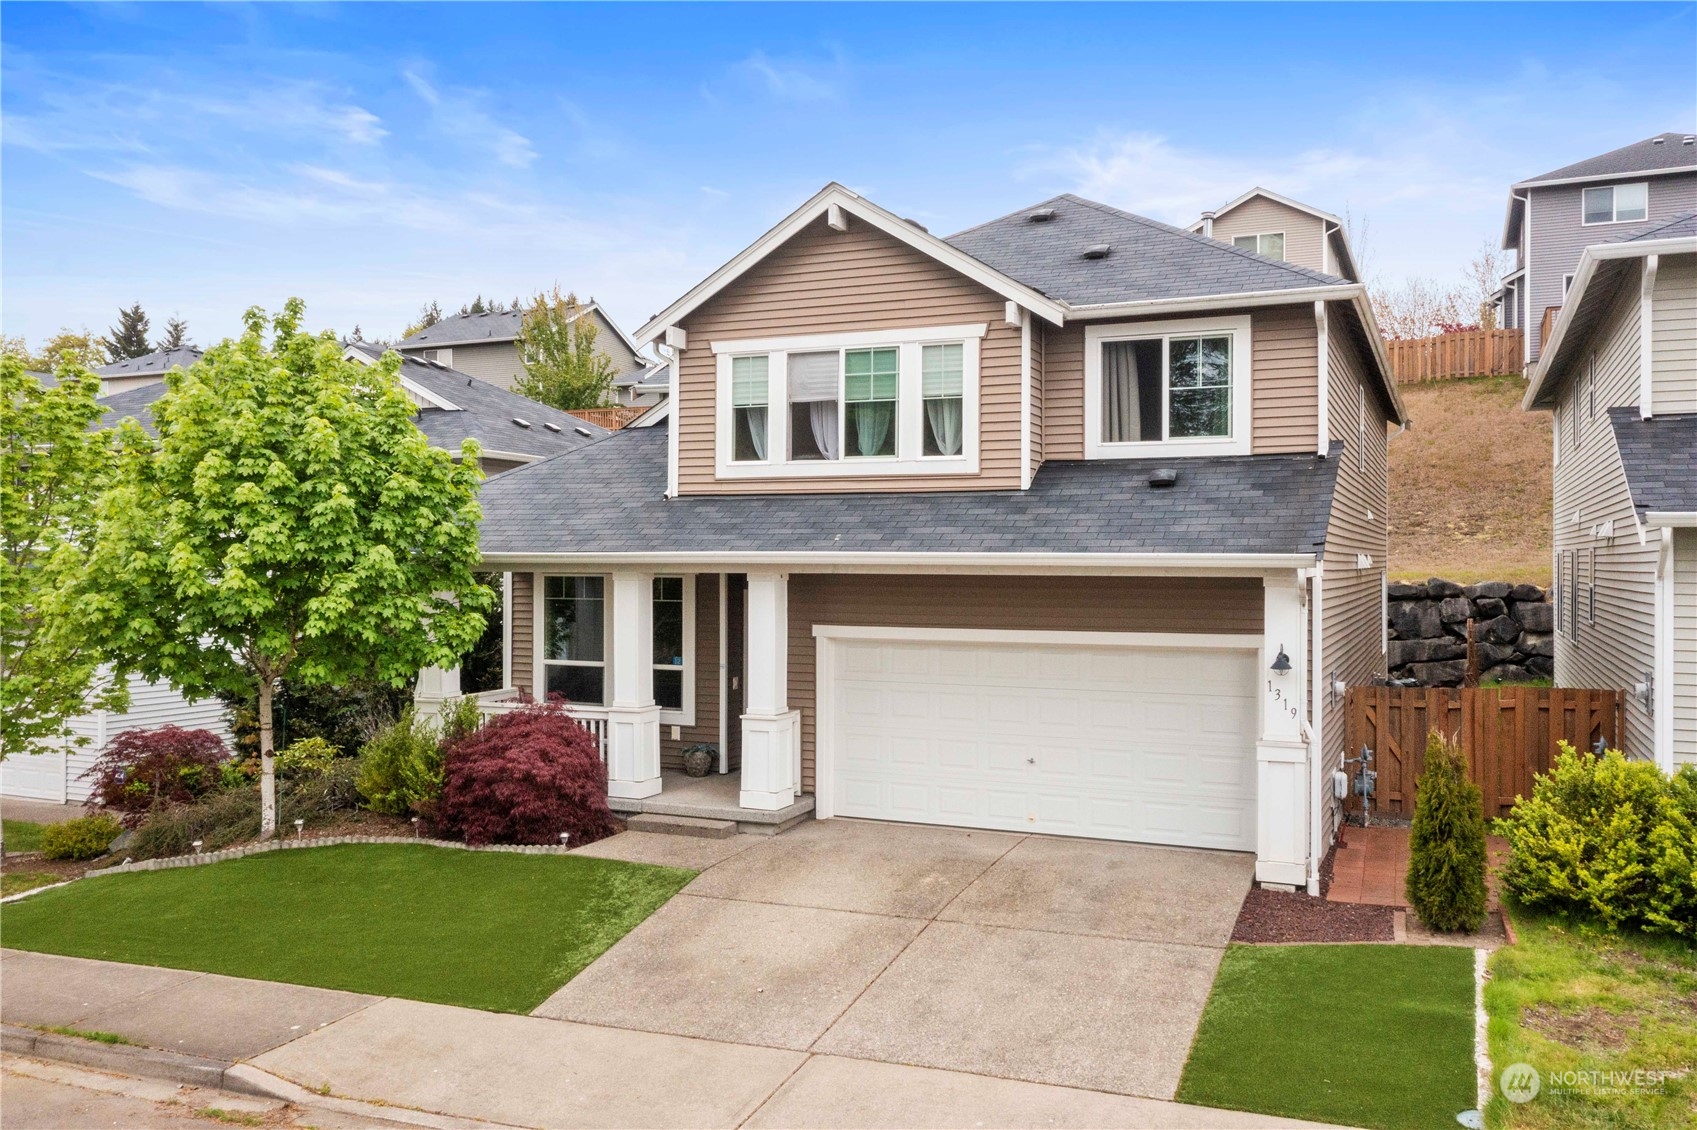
[1388,374,1551,586]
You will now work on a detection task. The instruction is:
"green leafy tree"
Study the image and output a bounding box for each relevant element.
[156,318,191,351]
[1405,730,1488,931]
[106,303,152,360]
[9,330,107,372]
[0,355,124,759]
[514,287,617,410]
[73,300,493,835]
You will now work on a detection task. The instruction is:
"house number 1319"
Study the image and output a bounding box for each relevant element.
[1267,682,1299,720]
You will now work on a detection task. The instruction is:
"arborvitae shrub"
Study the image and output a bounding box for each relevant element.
[1406,730,1488,932]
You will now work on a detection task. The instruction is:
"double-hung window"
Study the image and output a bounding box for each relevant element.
[844,348,898,458]
[1582,183,1648,225]
[731,356,770,462]
[652,577,685,710]
[922,343,964,457]
[1085,316,1250,458]
[543,576,605,704]
[1232,232,1286,260]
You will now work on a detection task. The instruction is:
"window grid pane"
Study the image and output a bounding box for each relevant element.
[1166,336,1231,439]
[543,576,605,662]
[844,348,899,403]
[731,356,768,406]
[922,343,964,397]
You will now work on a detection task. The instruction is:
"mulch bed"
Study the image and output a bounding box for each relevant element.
[1232,887,1396,943]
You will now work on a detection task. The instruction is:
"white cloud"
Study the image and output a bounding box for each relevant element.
[402,67,536,169]
[729,50,845,103]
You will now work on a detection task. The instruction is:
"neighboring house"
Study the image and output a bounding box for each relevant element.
[397,303,654,404]
[616,360,672,407]
[0,672,232,804]
[457,183,1406,893]
[1521,213,1697,771]
[1500,133,1697,365]
[1188,188,1361,281]
[94,346,203,395]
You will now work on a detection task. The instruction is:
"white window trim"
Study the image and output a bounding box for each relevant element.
[1580,182,1649,226]
[532,572,695,725]
[1083,315,1254,460]
[1232,231,1287,259]
[421,347,453,367]
[712,324,985,480]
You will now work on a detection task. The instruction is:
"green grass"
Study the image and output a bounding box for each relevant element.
[3,819,46,853]
[1178,944,1477,1130]
[1485,898,1696,1130]
[2,871,63,897]
[0,843,694,1013]
[38,1025,135,1045]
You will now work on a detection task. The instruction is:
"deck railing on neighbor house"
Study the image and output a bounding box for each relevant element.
[465,687,609,760]
[1386,329,1523,383]
[1539,306,1562,352]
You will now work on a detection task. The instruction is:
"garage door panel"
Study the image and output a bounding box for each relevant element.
[828,637,1257,850]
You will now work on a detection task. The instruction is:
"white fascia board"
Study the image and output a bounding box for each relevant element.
[398,332,519,350]
[628,395,671,428]
[1208,186,1344,227]
[1511,164,1697,191]
[1646,512,1697,527]
[1524,236,1697,409]
[1500,193,1526,251]
[1065,282,1361,320]
[1345,291,1410,428]
[634,183,1067,345]
[478,550,1318,574]
[469,449,542,465]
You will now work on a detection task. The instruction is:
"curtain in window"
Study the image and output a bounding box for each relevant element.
[852,402,894,456]
[742,407,767,459]
[1102,341,1140,443]
[808,401,839,459]
[732,355,769,461]
[789,351,839,460]
[924,398,962,456]
[922,343,964,456]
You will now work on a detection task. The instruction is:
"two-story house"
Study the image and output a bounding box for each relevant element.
[1500,133,1697,365]
[1188,188,1361,281]
[460,183,1405,893]
[93,346,203,395]
[397,303,658,405]
[1522,213,1697,771]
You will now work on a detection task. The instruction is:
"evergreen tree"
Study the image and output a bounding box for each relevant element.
[1406,730,1488,931]
[156,318,191,351]
[401,301,443,340]
[106,304,152,360]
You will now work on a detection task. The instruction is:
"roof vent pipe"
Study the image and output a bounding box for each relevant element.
[1082,244,1111,260]
[1200,210,1215,238]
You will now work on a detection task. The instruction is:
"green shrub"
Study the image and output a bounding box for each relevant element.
[441,696,484,745]
[1405,730,1488,932]
[276,736,339,777]
[40,815,123,861]
[1645,765,1697,939]
[355,709,443,818]
[1497,743,1672,931]
[128,766,365,861]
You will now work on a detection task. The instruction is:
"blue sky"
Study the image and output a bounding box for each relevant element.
[4,2,1694,350]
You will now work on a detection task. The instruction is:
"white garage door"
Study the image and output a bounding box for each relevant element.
[0,749,68,802]
[826,636,1258,851]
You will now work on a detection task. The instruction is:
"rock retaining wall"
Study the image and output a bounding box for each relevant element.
[1387,579,1553,687]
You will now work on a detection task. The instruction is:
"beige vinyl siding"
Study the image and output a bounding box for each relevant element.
[1550,277,1656,759]
[1030,319,1045,469]
[1036,304,1319,459]
[786,573,1264,793]
[660,575,722,771]
[445,341,527,392]
[510,571,535,696]
[586,309,643,377]
[1318,305,1391,850]
[1652,253,1697,412]
[1209,197,1328,273]
[675,215,1021,493]
[1674,529,1696,767]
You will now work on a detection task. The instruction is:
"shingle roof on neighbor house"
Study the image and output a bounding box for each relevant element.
[944,194,1345,308]
[1609,408,1697,518]
[1623,210,1697,241]
[399,309,523,347]
[95,344,609,463]
[94,346,203,378]
[477,423,1343,559]
[1516,133,1697,188]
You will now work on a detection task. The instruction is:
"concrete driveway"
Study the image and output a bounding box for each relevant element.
[538,819,1253,1101]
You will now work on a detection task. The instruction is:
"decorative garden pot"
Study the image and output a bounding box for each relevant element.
[681,743,717,778]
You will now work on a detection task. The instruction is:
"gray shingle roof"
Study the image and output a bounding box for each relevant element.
[96,345,609,462]
[400,310,523,348]
[1622,211,1697,241]
[1518,134,1697,186]
[478,423,1343,558]
[95,347,202,378]
[944,194,1345,307]
[1610,408,1697,516]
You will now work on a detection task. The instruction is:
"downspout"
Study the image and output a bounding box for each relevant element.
[657,341,682,497]
[1640,255,1658,419]
[718,571,729,774]
[1654,528,1674,771]
[1306,567,1324,896]
[1314,301,1330,458]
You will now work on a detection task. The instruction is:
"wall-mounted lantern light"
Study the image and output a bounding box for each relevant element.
[1270,647,1292,674]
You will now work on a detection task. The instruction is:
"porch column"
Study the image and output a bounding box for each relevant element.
[740,571,801,810]
[413,664,461,722]
[605,570,662,799]
[1257,573,1310,889]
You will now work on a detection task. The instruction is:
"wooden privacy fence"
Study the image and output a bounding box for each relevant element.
[1386,329,1522,383]
[1343,686,1621,818]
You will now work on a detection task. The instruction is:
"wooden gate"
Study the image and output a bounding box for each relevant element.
[1343,687,1622,818]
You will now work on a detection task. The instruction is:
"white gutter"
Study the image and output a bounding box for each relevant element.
[1065,282,1360,320]
[480,550,1318,571]
[1646,512,1697,528]
[1512,165,1697,191]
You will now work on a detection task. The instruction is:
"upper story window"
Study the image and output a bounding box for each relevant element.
[1083,315,1252,459]
[420,348,453,366]
[714,324,985,480]
[1233,232,1286,260]
[1582,183,1648,225]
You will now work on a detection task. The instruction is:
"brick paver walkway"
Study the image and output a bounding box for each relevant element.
[1327,824,1508,909]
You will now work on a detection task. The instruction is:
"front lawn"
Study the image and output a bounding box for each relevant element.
[1,843,693,1013]
[3,819,46,853]
[1178,944,1476,1130]
[1485,900,1697,1129]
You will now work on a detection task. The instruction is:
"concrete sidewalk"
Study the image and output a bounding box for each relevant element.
[1,948,1330,1129]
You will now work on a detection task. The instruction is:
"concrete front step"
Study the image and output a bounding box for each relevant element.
[624,814,739,840]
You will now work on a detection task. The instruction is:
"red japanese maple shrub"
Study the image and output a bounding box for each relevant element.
[84,726,231,826]
[437,702,617,847]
